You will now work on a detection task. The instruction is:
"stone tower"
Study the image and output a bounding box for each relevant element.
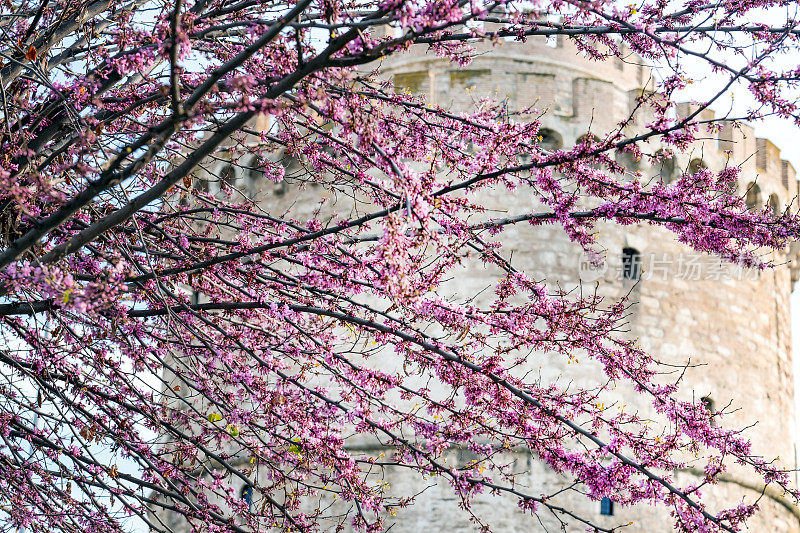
[154,30,800,533]
[367,32,800,533]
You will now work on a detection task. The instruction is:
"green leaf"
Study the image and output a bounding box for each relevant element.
[288,438,302,455]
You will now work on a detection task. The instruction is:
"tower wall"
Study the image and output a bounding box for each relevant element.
[367,35,800,532]
[154,33,800,533]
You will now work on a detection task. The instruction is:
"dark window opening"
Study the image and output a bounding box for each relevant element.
[195,176,210,194]
[600,497,614,516]
[745,182,762,210]
[241,485,253,510]
[220,164,236,189]
[537,128,563,153]
[688,158,707,175]
[576,134,601,168]
[769,193,781,217]
[576,133,600,148]
[622,247,641,280]
[701,396,716,427]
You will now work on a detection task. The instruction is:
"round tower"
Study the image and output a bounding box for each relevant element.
[152,30,800,533]
[368,32,800,533]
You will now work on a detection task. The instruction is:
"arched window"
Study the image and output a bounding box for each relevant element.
[701,396,716,427]
[240,485,253,510]
[576,133,600,148]
[688,158,707,175]
[745,182,762,210]
[622,247,641,280]
[244,157,265,199]
[615,150,640,172]
[600,497,614,516]
[769,193,781,217]
[220,164,235,185]
[575,134,601,169]
[655,150,676,184]
[219,164,236,192]
[537,128,563,152]
[195,176,211,194]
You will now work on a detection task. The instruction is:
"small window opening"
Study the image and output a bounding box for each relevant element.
[241,485,253,510]
[577,133,600,147]
[220,164,236,190]
[622,247,641,280]
[688,158,707,175]
[769,193,781,217]
[701,396,716,427]
[537,128,563,153]
[745,182,762,210]
[600,497,614,516]
[195,176,210,194]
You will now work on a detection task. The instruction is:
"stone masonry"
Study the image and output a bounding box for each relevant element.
[155,29,800,533]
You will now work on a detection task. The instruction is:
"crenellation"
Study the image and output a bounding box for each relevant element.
[571,77,615,122]
[783,160,798,204]
[757,137,782,176]
[388,47,798,218]
[716,120,758,176]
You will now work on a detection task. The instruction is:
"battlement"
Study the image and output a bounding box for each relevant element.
[382,38,799,210]
[677,103,798,207]
[384,24,653,92]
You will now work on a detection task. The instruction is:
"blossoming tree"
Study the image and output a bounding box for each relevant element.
[1,0,800,531]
